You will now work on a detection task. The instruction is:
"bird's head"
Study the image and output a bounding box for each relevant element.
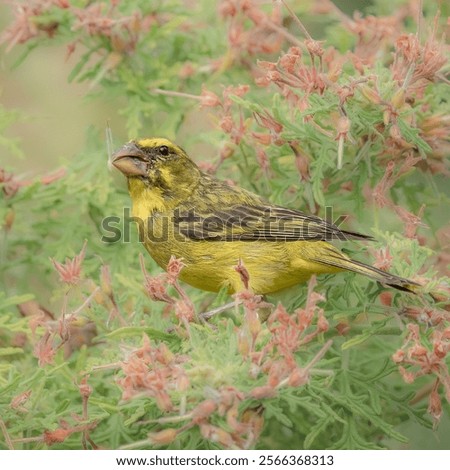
[112,138,201,200]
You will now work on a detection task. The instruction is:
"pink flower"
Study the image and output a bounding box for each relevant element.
[51,241,87,285]
[33,331,56,367]
[200,86,221,108]
[166,256,185,284]
[250,385,276,399]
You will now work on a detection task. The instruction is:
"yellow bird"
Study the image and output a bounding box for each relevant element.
[112,138,418,295]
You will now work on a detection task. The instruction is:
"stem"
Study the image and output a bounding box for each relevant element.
[337,135,344,170]
[72,287,100,317]
[91,361,122,372]
[263,19,304,48]
[277,340,333,389]
[280,0,312,40]
[306,339,334,371]
[200,300,241,320]
[150,88,202,101]
[417,0,423,41]
[120,438,152,450]
[11,435,43,444]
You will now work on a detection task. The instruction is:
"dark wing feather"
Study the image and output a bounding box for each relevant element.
[174,202,373,242]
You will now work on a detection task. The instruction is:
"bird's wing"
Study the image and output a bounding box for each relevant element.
[174,203,373,242]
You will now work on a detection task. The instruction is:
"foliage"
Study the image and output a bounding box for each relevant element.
[0,0,449,450]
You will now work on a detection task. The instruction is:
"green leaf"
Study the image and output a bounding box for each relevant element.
[104,326,178,343]
[397,119,432,155]
[68,49,96,83]
[0,293,34,311]
[341,331,373,350]
[0,347,24,357]
[304,416,332,449]
[341,321,388,350]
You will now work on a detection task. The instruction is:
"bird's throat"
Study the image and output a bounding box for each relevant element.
[128,177,167,217]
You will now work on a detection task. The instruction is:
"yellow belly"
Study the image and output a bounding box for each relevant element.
[143,236,341,295]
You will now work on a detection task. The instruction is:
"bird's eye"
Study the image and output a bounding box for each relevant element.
[159,145,169,156]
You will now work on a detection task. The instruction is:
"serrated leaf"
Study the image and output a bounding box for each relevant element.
[264,402,294,428]
[397,119,432,155]
[304,416,332,449]
[68,49,96,83]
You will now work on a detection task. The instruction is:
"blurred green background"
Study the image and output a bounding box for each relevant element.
[0,6,125,173]
[1,0,449,450]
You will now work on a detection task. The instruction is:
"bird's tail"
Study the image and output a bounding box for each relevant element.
[311,246,420,293]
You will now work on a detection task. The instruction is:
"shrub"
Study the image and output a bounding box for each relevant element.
[0,0,449,450]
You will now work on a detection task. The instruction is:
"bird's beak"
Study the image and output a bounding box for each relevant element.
[111,143,148,177]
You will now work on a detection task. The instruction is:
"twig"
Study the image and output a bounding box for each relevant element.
[140,413,193,425]
[305,339,333,371]
[10,435,43,444]
[200,300,241,320]
[417,0,423,41]
[72,287,100,317]
[150,88,203,101]
[91,361,122,372]
[263,19,304,48]
[120,438,153,450]
[280,0,312,40]
[277,340,333,389]
[106,121,114,164]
